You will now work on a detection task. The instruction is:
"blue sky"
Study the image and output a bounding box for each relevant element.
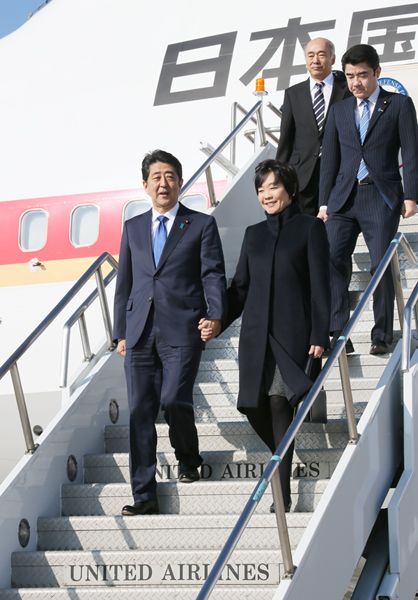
[0,0,45,38]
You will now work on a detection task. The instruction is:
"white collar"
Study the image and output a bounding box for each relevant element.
[152,202,179,222]
[309,71,334,91]
[356,85,380,108]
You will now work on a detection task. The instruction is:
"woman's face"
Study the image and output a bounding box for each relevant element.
[257,171,292,215]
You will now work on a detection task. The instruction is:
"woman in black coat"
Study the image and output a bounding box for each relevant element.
[204,159,330,511]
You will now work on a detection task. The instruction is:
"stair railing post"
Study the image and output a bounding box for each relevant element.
[256,103,267,147]
[230,101,238,165]
[205,166,217,207]
[78,312,94,361]
[338,345,359,443]
[391,251,405,332]
[59,325,71,388]
[94,266,113,349]
[270,468,295,577]
[10,363,37,453]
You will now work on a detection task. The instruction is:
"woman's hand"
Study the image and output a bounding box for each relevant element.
[309,345,324,359]
[198,318,221,342]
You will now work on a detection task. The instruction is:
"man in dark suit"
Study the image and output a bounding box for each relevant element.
[319,44,418,355]
[113,149,226,515]
[276,37,350,215]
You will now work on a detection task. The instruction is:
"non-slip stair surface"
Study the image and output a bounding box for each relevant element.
[1,219,416,599]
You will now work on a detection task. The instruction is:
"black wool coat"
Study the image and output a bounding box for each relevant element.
[226,202,330,411]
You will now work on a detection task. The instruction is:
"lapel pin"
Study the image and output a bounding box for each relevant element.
[180,220,190,230]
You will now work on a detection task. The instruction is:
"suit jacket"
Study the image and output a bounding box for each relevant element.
[225,203,330,410]
[113,203,226,349]
[320,87,418,212]
[276,71,350,191]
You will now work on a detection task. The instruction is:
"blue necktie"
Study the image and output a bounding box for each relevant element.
[357,99,370,180]
[153,215,168,266]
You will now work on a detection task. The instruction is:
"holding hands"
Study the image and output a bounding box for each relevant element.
[198,318,221,342]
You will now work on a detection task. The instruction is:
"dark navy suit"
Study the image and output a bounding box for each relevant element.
[320,87,418,343]
[113,203,226,502]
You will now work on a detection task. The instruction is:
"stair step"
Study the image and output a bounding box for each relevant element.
[103,419,350,454]
[195,363,388,383]
[0,587,278,600]
[10,549,288,588]
[84,448,344,484]
[61,479,328,516]
[37,512,312,551]
[0,587,275,599]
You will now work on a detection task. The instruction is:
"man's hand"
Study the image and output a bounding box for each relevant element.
[198,318,221,342]
[317,208,328,222]
[117,339,126,357]
[309,345,324,359]
[401,199,417,219]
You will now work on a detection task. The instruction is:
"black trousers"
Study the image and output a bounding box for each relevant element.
[245,394,294,505]
[326,184,401,344]
[124,309,202,502]
[298,160,321,216]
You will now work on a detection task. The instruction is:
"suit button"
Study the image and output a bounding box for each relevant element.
[154,275,158,280]
[148,297,152,302]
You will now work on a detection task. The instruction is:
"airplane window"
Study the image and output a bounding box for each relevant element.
[180,194,208,211]
[19,209,48,251]
[123,199,151,222]
[70,205,99,247]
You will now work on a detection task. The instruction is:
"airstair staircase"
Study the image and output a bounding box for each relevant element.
[0,213,416,599]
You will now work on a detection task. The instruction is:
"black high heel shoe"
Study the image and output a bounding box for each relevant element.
[270,500,292,513]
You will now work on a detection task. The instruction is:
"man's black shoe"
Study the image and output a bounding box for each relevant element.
[178,463,200,483]
[121,499,159,516]
[370,341,390,355]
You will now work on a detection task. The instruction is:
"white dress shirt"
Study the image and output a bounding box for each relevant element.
[354,85,380,126]
[151,203,179,240]
[309,71,335,116]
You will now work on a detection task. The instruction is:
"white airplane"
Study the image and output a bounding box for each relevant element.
[0,1,418,597]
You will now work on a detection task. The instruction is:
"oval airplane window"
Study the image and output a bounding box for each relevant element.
[70,205,99,247]
[123,199,151,222]
[19,209,48,251]
[181,194,207,211]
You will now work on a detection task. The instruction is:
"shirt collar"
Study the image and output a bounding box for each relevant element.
[356,85,380,108]
[152,202,179,222]
[309,71,334,92]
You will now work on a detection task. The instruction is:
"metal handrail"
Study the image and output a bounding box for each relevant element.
[60,262,119,387]
[230,100,281,164]
[0,252,118,453]
[181,100,264,207]
[402,281,418,372]
[197,231,417,599]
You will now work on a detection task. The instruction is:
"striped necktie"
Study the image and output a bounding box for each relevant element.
[313,81,325,132]
[153,215,168,266]
[357,99,370,180]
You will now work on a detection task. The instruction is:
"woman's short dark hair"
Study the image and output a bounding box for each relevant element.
[254,160,299,200]
[142,149,183,181]
[342,44,380,72]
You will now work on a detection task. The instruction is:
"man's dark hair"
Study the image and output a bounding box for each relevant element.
[342,44,380,72]
[142,149,183,181]
[254,160,299,201]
